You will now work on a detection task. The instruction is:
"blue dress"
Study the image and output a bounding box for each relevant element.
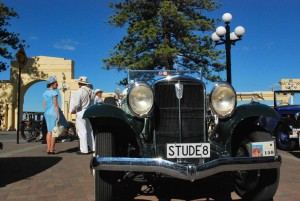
[42,89,67,132]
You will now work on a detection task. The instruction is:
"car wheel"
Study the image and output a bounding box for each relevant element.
[233,131,280,201]
[95,132,117,201]
[275,124,296,151]
[20,122,39,142]
[67,122,78,141]
[94,132,133,201]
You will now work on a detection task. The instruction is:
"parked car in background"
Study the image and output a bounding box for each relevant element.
[85,70,281,201]
[273,90,300,150]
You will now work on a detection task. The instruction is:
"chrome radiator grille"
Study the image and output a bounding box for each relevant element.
[153,79,206,158]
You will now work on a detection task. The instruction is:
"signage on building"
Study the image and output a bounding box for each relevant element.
[280,79,300,90]
[15,46,28,70]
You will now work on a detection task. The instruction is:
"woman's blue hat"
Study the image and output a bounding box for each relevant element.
[47,76,57,84]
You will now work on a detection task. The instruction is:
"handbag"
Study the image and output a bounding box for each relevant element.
[52,120,66,138]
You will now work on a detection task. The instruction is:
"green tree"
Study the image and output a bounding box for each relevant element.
[0,2,26,72]
[103,0,225,84]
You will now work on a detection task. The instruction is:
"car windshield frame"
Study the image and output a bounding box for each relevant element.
[127,70,202,85]
[274,90,300,107]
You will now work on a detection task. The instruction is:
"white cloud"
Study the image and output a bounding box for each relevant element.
[53,39,79,51]
[30,36,38,40]
[241,46,250,51]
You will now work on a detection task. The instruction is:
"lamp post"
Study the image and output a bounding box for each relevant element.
[211,13,245,84]
[59,73,69,114]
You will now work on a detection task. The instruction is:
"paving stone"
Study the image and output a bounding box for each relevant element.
[0,133,299,201]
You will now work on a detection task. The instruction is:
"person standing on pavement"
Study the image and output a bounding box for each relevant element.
[94,89,104,104]
[71,76,95,155]
[42,76,67,154]
[41,117,47,144]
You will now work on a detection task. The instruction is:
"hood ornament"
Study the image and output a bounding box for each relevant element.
[175,82,183,99]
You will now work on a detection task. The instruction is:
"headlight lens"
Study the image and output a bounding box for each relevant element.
[210,82,236,118]
[128,82,154,117]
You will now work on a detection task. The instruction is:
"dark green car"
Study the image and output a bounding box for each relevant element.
[85,70,281,201]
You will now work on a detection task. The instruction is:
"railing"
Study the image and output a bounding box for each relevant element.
[22,111,44,121]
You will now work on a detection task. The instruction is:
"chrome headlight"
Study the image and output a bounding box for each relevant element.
[128,82,154,117]
[210,82,236,118]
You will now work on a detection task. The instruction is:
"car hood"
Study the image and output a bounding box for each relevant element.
[276,105,300,111]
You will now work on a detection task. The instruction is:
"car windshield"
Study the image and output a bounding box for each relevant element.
[275,91,300,106]
[127,70,202,85]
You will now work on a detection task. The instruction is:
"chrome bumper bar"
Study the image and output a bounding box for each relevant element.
[91,156,281,182]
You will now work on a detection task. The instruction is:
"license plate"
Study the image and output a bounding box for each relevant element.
[292,128,300,137]
[166,143,210,158]
[251,141,275,157]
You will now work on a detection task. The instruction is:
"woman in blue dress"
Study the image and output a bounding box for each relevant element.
[42,76,67,154]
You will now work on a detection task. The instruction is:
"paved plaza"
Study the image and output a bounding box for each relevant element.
[0,132,299,201]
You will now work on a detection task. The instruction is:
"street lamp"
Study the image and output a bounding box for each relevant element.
[59,73,69,114]
[211,13,245,84]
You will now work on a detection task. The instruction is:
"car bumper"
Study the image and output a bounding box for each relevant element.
[91,155,281,182]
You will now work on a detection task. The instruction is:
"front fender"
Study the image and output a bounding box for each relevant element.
[276,116,297,130]
[217,103,279,138]
[83,103,125,119]
[83,104,144,154]
[83,103,144,134]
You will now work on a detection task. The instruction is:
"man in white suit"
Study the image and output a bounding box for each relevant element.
[71,76,95,155]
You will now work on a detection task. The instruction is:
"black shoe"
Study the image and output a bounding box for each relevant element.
[76,151,89,155]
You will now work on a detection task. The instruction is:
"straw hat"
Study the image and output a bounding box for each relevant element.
[77,76,90,85]
[94,89,103,94]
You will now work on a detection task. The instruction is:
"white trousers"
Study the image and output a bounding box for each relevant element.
[76,110,95,153]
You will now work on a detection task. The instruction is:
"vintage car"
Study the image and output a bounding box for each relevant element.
[273,90,300,150]
[84,70,281,201]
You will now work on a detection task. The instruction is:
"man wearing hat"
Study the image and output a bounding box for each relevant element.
[71,76,95,155]
[94,88,104,104]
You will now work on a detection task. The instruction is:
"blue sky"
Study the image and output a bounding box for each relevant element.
[1,0,300,111]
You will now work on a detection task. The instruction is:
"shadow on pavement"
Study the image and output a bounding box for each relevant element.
[57,146,79,154]
[288,151,300,159]
[0,156,62,187]
[134,199,155,201]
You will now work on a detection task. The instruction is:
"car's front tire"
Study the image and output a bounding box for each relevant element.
[233,131,280,201]
[95,132,117,201]
[275,124,296,151]
[94,132,135,201]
